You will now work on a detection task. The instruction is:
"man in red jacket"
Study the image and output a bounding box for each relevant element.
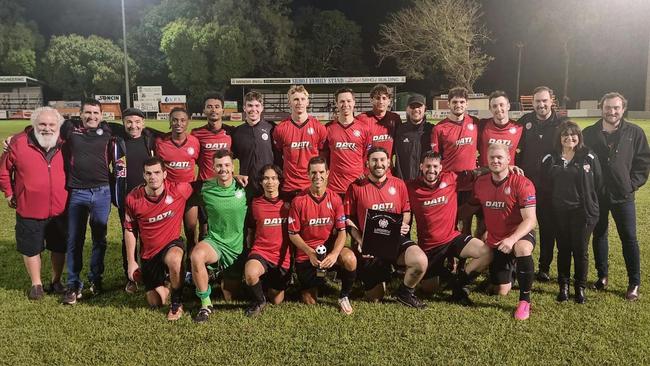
[0,107,68,300]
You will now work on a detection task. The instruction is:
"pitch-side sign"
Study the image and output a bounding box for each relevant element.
[137,86,162,102]
[161,95,186,103]
[133,100,159,112]
[231,76,406,85]
[95,95,121,104]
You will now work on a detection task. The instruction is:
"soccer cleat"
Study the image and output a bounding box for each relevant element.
[46,281,66,295]
[450,287,474,306]
[184,271,193,285]
[166,303,184,321]
[124,280,138,294]
[338,297,353,315]
[245,302,267,318]
[27,285,45,300]
[193,306,213,323]
[395,289,427,309]
[62,288,80,305]
[514,300,531,320]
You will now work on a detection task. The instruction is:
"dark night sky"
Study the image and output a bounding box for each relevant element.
[23,0,650,109]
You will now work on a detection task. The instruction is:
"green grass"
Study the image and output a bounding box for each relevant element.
[0,118,649,365]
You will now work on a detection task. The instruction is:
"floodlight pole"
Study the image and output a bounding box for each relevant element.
[645,34,650,111]
[515,42,524,103]
[121,0,131,108]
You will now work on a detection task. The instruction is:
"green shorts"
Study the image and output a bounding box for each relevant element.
[203,236,243,272]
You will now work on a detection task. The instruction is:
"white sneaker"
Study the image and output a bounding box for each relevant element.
[338,296,353,315]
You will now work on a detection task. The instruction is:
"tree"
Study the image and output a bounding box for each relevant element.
[375,0,492,92]
[0,1,43,75]
[42,34,138,99]
[293,8,366,76]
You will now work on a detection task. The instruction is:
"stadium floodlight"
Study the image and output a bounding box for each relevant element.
[121,0,131,108]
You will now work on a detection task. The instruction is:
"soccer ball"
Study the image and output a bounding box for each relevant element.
[315,245,327,256]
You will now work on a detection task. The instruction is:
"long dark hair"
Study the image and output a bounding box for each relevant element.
[554,120,585,153]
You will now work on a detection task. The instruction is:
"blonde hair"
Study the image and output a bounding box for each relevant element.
[287,85,309,100]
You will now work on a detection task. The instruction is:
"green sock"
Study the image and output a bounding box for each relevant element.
[196,286,212,308]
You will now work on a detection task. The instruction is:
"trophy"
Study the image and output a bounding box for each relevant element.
[315,245,327,278]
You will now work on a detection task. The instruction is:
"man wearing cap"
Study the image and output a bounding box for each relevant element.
[393,94,432,180]
[110,107,156,293]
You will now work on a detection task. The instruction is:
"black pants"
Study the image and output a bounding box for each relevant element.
[537,201,556,273]
[554,208,595,288]
[118,205,138,279]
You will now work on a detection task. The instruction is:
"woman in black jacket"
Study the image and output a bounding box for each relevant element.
[542,121,602,303]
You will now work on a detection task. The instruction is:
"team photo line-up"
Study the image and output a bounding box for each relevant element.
[1,83,648,323]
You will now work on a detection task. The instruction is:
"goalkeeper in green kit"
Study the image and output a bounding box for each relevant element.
[190,150,248,323]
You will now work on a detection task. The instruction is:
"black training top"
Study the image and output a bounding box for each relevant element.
[61,119,112,189]
[231,119,277,194]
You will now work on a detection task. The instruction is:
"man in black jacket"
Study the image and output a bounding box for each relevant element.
[393,94,432,180]
[517,86,567,282]
[583,92,650,301]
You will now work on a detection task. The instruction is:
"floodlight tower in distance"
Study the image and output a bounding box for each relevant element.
[121,0,131,108]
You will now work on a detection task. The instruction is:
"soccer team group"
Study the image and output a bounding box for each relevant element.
[1,83,648,322]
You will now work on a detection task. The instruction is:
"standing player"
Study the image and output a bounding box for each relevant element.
[477,91,523,167]
[191,94,233,182]
[124,157,191,320]
[324,88,370,197]
[191,150,248,323]
[407,151,492,305]
[517,86,567,282]
[462,144,537,320]
[244,164,291,317]
[431,87,479,235]
[288,156,357,314]
[357,84,402,160]
[393,94,432,180]
[272,85,327,200]
[155,107,200,280]
[231,91,277,196]
[345,146,428,308]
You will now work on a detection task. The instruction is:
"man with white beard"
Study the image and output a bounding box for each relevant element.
[0,107,69,300]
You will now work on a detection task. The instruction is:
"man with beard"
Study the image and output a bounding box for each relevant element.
[0,107,68,300]
[431,87,479,235]
[124,157,191,320]
[272,85,327,201]
[191,150,248,323]
[393,94,432,180]
[407,152,492,305]
[324,88,370,198]
[231,92,277,196]
[289,156,357,314]
[583,92,650,300]
[463,144,537,320]
[357,84,401,161]
[345,146,428,308]
[517,86,567,282]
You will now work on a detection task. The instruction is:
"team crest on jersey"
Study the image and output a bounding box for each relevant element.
[353,130,361,137]
[165,195,174,204]
[509,127,518,134]
[261,133,269,140]
[235,190,245,199]
[388,186,396,195]
[187,147,195,155]
[439,182,448,189]
[504,186,511,195]
[307,127,315,135]
[284,202,291,209]
[467,124,474,131]
[583,164,591,173]
[526,122,532,130]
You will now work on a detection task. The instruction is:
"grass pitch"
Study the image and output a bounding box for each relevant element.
[0,118,648,365]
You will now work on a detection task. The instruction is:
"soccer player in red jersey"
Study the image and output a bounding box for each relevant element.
[191,94,233,182]
[430,87,479,235]
[155,108,201,279]
[462,143,537,320]
[124,157,192,321]
[272,85,327,200]
[356,84,401,173]
[288,157,357,315]
[345,146,428,308]
[243,164,292,317]
[407,151,492,305]
[477,91,523,167]
[324,88,370,197]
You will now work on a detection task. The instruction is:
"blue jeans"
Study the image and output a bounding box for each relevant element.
[66,186,112,289]
[592,199,640,286]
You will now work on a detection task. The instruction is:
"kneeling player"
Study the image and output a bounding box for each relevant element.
[244,164,292,317]
[345,147,428,308]
[124,157,191,321]
[191,150,248,323]
[288,157,357,315]
[407,151,492,305]
[462,144,537,320]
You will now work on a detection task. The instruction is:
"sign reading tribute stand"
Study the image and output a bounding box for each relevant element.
[361,209,403,261]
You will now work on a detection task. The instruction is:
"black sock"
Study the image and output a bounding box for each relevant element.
[339,269,356,298]
[398,283,414,294]
[516,255,534,302]
[171,286,183,305]
[249,281,266,304]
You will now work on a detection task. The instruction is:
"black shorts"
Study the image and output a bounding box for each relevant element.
[357,235,417,291]
[457,190,473,206]
[489,231,536,285]
[423,234,473,279]
[15,214,67,257]
[295,260,333,290]
[247,254,291,291]
[185,181,204,211]
[141,238,184,291]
